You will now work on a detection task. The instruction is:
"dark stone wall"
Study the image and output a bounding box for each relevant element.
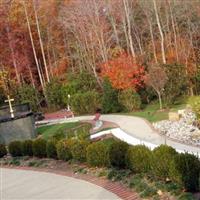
[0,115,37,144]
[0,103,31,117]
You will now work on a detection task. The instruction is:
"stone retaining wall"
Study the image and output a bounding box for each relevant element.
[0,115,37,144]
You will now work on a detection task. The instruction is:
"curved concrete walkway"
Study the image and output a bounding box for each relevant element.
[38,114,200,154]
[0,168,120,200]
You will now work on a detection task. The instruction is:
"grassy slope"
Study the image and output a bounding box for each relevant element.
[125,103,186,123]
[37,122,80,139]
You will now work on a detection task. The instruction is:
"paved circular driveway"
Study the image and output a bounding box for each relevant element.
[0,168,120,200]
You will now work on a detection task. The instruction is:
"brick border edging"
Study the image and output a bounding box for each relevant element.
[1,166,140,200]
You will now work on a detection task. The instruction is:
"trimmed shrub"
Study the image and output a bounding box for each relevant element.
[71,91,100,114]
[32,138,47,158]
[0,144,7,158]
[118,89,141,112]
[86,142,109,167]
[152,145,178,180]
[50,130,65,141]
[22,140,33,156]
[188,96,200,119]
[102,78,122,114]
[126,145,152,173]
[46,139,58,159]
[56,139,76,161]
[109,140,129,168]
[71,140,90,162]
[175,153,200,192]
[8,141,23,157]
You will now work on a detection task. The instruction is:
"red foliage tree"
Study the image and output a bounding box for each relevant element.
[100,53,145,90]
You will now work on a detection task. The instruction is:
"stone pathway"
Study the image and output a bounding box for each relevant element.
[0,167,139,200]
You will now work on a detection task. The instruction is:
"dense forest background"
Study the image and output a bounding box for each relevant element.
[0,0,200,113]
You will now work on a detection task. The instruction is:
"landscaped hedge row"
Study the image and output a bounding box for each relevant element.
[0,144,7,158]
[4,138,200,192]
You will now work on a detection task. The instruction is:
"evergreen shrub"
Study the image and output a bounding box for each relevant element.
[56,139,76,161]
[175,153,200,192]
[118,89,141,112]
[22,140,33,156]
[71,140,90,162]
[109,140,129,168]
[8,141,23,157]
[86,142,109,167]
[46,139,58,159]
[32,138,47,158]
[126,145,152,173]
[152,145,178,180]
[0,144,7,158]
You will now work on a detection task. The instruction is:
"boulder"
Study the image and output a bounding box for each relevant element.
[168,112,180,121]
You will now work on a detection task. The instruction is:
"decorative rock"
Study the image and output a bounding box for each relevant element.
[168,112,180,121]
[157,190,163,196]
[153,110,200,146]
[178,109,185,116]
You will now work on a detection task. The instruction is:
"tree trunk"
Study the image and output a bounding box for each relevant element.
[33,0,50,83]
[123,0,136,58]
[23,0,45,93]
[157,91,163,110]
[153,0,166,64]
[168,0,179,62]
[149,19,158,63]
[6,26,21,85]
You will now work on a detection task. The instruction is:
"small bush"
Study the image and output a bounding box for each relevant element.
[126,145,152,173]
[107,169,131,182]
[56,139,76,161]
[140,186,157,198]
[46,139,58,159]
[86,142,109,167]
[9,158,20,166]
[71,140,90,162]
[102,78,122,114]
[175,153,200,192]
[8,141,23,157]
[178,193,195,200]
[50,130,65,141]
[188,96,200,118]
[129,174,143,188]
[21,140,33,156]
[71,91,100,114]
[109,140,129,168]
[32,138,47,158]
[118,89,141,112]
[152,145,178,180]
[0,144,7,158]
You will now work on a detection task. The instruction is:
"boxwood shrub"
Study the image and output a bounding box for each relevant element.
[32,138,47,158]
[175,153,200,192]
[86,142,109,167]
[0,144,7,158]
[71,140,90,162]
[152,145,178,180]
[46,139,58,159]
[109,140,129,168]
[126,145,153,173]
[56,139,76,161]
[8,141,23,157]
[22,140,33,156]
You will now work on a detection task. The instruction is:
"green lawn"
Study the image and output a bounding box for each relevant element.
[37,122,80,139]
[125,103,186,123]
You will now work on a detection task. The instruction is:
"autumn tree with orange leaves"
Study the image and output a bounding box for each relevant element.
[101,53,145,91]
